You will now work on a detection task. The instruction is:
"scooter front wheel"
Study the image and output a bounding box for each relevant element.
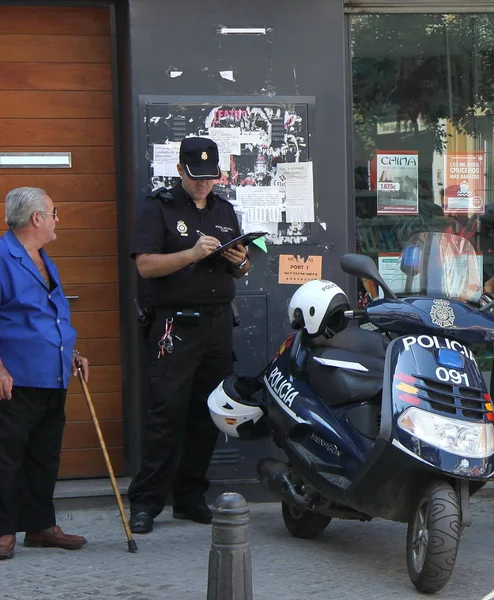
[281,501,331,539]
[406,480,460,594]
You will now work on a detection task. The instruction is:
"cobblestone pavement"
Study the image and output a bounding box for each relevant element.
[2,492,494,600]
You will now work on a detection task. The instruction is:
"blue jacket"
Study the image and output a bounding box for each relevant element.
[0,230,77,388]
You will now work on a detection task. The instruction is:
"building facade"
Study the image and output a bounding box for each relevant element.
[0,0,493,482]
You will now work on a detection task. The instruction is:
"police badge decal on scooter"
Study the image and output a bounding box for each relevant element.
[208,232,494,594]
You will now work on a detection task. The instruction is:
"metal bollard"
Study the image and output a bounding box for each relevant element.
[207,492,253,600]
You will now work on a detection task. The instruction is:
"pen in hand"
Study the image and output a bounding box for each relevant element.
[196,230,221,249]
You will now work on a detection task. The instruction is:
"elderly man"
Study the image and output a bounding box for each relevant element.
[0,187,89,560]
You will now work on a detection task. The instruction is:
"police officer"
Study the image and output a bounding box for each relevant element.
[128,137,250,534]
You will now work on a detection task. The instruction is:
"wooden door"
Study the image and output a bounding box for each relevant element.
[0,6,123,477]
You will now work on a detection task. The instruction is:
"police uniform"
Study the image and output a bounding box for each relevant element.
[128,140,245,529]
[134,185,241,309]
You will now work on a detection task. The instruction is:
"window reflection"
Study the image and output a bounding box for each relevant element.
[351,12,494,375]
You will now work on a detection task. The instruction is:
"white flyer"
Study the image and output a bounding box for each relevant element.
[378,255,404,298]
[246,207,283,223]
[236,186,284,222]
[153,143,180,177]
[207,128,241,171]
[276,162,315,222]
[242,219,278,235]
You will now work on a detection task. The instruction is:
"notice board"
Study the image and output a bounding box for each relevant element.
[138,96,316,245]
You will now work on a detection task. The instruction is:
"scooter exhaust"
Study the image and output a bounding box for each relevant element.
[257,458,307,508]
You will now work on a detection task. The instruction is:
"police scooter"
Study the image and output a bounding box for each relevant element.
[208,232,494,594]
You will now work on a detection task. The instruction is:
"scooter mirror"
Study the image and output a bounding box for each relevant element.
[340,253,397,299]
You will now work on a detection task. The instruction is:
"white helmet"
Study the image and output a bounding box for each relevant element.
[287,279,350,337]
[208,376,267,440]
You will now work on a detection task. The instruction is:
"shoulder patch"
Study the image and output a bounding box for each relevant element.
[148,187,173,203]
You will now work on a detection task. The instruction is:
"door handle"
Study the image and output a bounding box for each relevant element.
[65,296,80,300]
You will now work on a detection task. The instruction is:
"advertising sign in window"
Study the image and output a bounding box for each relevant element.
[376,151,419,215]
[444,152,485,214]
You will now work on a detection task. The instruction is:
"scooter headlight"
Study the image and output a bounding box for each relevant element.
[398,407,494,459]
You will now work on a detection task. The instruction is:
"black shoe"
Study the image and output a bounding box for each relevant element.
[129,512,154,534]
[173,503,212,524]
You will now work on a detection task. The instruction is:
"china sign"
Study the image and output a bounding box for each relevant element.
[376,151,419,215]
[444,152,485,214]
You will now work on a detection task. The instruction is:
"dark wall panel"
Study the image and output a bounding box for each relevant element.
[128,0,351,351]
[125,0,350,480]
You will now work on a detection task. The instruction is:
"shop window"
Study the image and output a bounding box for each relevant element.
[351,12,494,381]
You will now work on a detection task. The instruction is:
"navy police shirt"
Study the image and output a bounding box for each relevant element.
[132,184,241,308]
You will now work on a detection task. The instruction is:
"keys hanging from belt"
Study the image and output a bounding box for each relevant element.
[158,318,174,358]
[157,318,182,358]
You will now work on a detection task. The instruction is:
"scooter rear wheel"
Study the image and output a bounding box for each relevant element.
[281,501,331,539]
[406,480,460,594]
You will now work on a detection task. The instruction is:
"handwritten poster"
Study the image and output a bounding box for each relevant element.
[278,254,322,284]
[376,151,418,215]
[236,187,284,222]
[444,152,485,214]
[153,142,180,177]
[207,128,241,171]
[276,162,315,222]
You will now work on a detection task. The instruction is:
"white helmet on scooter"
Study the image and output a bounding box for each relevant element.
[287,279,350,337]
[208,375,268,440]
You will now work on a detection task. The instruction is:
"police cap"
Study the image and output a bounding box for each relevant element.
[179,137,220,180]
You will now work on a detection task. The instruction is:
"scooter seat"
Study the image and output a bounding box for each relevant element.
[309,325,389,359]
[307,328,387,407]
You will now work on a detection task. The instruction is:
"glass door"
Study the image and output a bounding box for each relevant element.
[350,12,494,380]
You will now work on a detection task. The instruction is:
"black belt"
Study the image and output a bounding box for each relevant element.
[154,303,230,317]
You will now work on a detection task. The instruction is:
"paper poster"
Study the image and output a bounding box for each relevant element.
[239,130,264,146]
[276,162,315,222]
[278,254,322,284]
[152,142,181,177]
[378,253,402,298]
[147,103,314,243]
[242,219,278,235]
[246,207,282,222]
[376,151,418,215]
[207,128,241,171]
[444,152,485,214]
[236,187,284,223]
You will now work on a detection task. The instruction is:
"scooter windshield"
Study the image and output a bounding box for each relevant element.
[388,232,482,303]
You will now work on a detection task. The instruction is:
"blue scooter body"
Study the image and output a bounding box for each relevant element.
[262,297,494,522]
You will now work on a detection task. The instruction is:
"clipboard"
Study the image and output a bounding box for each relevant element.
[194,231,267,264]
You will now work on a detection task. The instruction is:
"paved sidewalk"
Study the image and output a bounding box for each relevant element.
[2,491,494,600]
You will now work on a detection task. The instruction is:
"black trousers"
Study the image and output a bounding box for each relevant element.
[0,386,67,535]
[128,305,234,517]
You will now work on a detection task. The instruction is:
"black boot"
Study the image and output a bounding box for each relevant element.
[129,512,154,534]
[173,501,212,524]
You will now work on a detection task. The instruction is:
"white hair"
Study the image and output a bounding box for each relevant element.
[5,187,49,229]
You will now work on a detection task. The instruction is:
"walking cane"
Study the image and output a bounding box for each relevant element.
[76,363,138,553]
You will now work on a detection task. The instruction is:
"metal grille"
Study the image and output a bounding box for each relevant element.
[271,118,285,144]
[415,376,488,420]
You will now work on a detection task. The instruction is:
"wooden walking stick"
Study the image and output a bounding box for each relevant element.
[77,363,138,553]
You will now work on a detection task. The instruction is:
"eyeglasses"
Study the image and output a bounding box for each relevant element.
[40,208,57,219]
